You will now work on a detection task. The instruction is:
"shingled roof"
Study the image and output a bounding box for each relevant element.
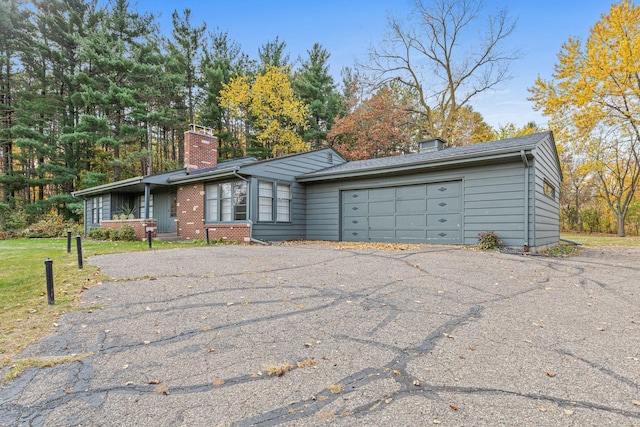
[298,132,554,181]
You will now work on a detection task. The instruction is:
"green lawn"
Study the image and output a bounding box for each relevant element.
[561,232,640,247]
[0,238,206,367]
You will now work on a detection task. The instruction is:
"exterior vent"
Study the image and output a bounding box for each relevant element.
[418,138,446,153]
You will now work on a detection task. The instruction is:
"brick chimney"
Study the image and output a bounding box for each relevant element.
[184,124,218,173]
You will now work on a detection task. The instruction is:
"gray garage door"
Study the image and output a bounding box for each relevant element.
[341,181,462,243]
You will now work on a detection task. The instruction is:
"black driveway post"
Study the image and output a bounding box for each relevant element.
[76,235,83,269]
[45,258,54,305]
[67,231,72,253]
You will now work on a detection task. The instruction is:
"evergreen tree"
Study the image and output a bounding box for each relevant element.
[200,28,252,158]
[258,36,290,71]
[292,43,341,149]
[0,0,31,202]
[167,8,206,126]
[73,0,156,182]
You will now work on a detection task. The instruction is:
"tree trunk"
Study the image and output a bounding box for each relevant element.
[617,215,626,237]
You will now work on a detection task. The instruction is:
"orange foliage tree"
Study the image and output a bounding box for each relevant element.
[328,85,414,161]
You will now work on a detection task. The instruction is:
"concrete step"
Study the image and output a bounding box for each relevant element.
[155,233,182,242]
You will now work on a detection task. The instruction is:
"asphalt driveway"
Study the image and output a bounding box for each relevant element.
[1,243,639,426]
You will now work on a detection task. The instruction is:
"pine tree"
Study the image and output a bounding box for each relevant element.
[292,43,341,149]
[0,0,31,202]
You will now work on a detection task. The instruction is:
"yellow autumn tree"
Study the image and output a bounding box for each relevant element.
[529,0,640,236]
[220,66,308,158]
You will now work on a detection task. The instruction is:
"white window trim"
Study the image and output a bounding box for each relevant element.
[258,180,291,223]
[205,180,247,223]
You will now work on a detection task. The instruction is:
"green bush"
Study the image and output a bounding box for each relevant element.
[0,203,28,236]
[477,231,502,250]
[28,214,80,238]
[114,224,137,241]
[88,225,137,242]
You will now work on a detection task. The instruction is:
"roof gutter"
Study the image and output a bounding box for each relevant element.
[72,176,144,198]
[297,149,535,182]
[168,168,240,184]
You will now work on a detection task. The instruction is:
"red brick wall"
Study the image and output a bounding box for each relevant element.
[176,184,205,240]
[184,130,218,173]
[204,224,251,242]
[176,183,251,242]
[100,219,157,240]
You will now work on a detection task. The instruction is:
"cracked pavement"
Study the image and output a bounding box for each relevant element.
[1,243,639,426]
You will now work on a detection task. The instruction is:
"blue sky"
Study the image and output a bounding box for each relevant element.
[132,0,613,129]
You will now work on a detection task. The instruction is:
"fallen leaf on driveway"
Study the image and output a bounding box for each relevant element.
[155,385,169,395]
[546,371,556,377]
[213,377,225,386]
[632,399,640,406]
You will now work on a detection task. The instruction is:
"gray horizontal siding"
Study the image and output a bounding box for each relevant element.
[248,150,343,241]
[532,135,561,248]
[306,161,530,246]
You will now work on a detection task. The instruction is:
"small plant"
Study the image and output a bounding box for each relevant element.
[477,231,502,250]
[114,205,136,220]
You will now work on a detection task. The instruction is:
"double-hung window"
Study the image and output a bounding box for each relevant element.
[92,196,102,224]
[258,181,274,221]
[205,180,247,222]
[276,184,291,222]
[258,181,291,223]
[139,194,154,219]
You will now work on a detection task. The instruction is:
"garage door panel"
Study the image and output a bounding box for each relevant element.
[344,229,368,241]
[396,214,426,228]
[427,213,461,228]
[397,199,426,213]
[368,215,395,229]
[427,181,461,197]
[427,197,461,213]
[345,190,368,201]
[368,187,396,200]
[396,229,427,240]
[369,200,395,213]
[343,201,368,214]
[396,185,426,199]
[427,229,461,243]
[344,216,368,229]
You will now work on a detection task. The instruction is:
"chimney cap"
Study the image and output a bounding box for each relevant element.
[188,124,216,137]
[418,138,446,153]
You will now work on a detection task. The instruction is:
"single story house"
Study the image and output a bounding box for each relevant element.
[72,125,562,252]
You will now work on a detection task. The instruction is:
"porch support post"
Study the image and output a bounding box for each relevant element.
[144,183,151,219]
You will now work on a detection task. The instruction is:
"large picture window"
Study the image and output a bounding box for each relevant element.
[258,181,291,223]
[205,180,247,222]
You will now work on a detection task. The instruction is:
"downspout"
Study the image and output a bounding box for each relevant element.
[232,170,269,245]
[144,183,151,219]
[521,150,530,252]
[82,198,88,236]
